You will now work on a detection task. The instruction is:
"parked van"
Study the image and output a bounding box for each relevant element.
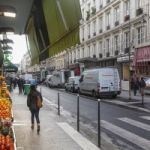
[45,75,53,86]
[79,67,121,98]
[65,76,80,92]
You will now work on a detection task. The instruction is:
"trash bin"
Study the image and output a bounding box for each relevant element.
[24,84,30,95]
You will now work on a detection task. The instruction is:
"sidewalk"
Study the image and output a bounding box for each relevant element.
[103,90,150,113]
[11,89,100,150]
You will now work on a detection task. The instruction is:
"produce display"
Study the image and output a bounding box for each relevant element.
[0,76,15,150]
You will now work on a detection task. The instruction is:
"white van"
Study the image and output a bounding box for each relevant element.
[79,67,121,98]
[65,76,80,92]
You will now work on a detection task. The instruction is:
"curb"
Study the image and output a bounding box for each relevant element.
[41,86,150,114]
[101,100,150,114]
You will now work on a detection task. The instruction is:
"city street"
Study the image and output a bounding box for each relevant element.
[40,86,150,150]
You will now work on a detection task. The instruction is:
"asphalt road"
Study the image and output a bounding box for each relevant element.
[40,86,150,150]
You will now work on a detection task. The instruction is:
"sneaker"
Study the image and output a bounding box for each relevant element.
[31,124,34,130]
[37,124,40,132]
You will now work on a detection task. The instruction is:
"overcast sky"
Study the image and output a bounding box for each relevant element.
[7,34,28,64]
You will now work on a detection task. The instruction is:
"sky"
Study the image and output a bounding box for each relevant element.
[7,34,28,64]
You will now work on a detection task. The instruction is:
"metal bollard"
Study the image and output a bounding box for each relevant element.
[98,99,101,148]
[58,93,60,115]
[77,94,80,132]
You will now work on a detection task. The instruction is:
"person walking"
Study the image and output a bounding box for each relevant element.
[139,77,146,104]
[132,76,140,96]
[27,85,43,132]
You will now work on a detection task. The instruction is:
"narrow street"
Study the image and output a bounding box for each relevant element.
[41,86,150,150]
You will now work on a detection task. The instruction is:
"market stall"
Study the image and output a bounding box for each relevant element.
[0,76,16,150]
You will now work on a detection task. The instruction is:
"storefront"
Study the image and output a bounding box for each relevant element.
[133,46,150,77]
[69,63,80,76]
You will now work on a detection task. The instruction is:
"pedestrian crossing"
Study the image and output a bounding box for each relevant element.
[101,116,150,150]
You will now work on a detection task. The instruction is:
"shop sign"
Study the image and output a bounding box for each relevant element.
[136,46,150,62]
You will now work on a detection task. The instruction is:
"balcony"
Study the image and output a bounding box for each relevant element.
[106,52,110,57]
[106,25,110,30]
[136,8,143,16]
[124,47,129,54]
[124,15,130,22]
[93,32,96,36]
[115,21,119,27]
[88,35,90,39]
[99,53,103,58]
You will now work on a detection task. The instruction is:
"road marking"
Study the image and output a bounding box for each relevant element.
[57,122,100,150]
[140,116,150,121]
[119,117,150,132]
[101,120,150,150]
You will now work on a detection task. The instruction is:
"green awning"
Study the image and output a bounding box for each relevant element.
[42,0,81,56]
[3,62,18,72]
[26,17,40,65]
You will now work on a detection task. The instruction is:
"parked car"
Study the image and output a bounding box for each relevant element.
[65,76,80,92]
[79,67,121,98]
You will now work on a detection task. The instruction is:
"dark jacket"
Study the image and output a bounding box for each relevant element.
[140,79,146,88]
[27,91,43,110]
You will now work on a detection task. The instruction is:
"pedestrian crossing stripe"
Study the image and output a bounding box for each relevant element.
[140,116,150,121]
[101,120,150,150]
[118,117,150,132]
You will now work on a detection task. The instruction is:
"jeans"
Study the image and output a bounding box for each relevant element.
[30,109,40,124]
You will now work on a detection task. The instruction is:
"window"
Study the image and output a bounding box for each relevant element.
[88,3,90,12]
[82,27,84,40]
[82,48,84,58]
[124,31,130,48]
[78,49,80,59]
[137,0,142,8]
[137,27,144,44]
[88,45,90,57]
[99,16,103,31]
[114,35,119,50]
[88,23,90,36]
[99,0,103,8]
[93,20,96,34]
[124,0,130,16]
[106,39,110,52]
[93,43,96,56]
[106,11,111,27]
[99,41,103,53]
[114,6,120,23]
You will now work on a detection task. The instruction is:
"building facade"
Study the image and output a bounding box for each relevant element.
[67,0,150,89]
